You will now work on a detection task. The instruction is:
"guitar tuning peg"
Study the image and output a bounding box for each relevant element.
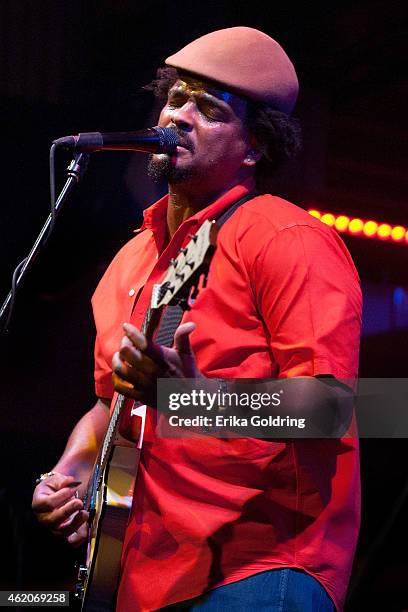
[175,272,185,280]
[170,258,177,268]
[186,260,194,269]
[179,247,188,255]
[158,282,171,300]
[188,233,198,242]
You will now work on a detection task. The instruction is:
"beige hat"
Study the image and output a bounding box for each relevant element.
[165,26,298,114]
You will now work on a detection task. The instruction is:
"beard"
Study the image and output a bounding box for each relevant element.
[147,152,200,185]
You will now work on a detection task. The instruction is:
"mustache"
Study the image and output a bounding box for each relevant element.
[171,127,194,152]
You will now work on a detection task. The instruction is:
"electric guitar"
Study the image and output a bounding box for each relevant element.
[74,219,218,611]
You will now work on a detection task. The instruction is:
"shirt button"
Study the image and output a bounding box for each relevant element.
[128,289,135,297]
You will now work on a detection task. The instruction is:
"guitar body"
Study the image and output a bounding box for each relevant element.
[76,407,143,611]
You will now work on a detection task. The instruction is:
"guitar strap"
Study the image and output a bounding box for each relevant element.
[154,190,258,348]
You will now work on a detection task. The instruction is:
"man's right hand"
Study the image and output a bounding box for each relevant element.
[32,472,89,547]
[32,398,110,546]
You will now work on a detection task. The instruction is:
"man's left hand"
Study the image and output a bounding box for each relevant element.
[112,321,201,405]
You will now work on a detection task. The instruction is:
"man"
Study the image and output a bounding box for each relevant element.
[32,27,361,611]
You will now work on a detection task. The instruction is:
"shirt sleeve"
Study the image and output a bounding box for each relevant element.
[93,328,115,399]
[91,245,132,400]
[251,224,362,379]
[92,278,116,399]
[91,230,157,399]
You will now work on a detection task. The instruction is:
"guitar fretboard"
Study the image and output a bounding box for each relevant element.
[95,305,153,485]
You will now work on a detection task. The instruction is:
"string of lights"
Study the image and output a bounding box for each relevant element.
[308,209,408,245]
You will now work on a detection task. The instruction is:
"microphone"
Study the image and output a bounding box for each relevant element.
[52,127,179,154]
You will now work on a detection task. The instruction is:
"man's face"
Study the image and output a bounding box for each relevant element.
[148,75,253,190]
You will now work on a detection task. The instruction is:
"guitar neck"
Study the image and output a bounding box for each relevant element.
[96,303,161,476]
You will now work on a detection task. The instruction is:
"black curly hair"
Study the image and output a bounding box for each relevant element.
[144,66,302,193]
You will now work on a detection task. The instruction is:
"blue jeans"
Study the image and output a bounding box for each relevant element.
[160,569,335,611]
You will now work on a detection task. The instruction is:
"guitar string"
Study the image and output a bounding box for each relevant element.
[89,304,153,499]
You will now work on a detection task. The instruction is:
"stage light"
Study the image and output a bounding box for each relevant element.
[391,226,405,242]
[321,213,335,226]
[335,216,349,232]
[377,224,392,239]
[363,221,378,237]
[348,219,364,234]
[307,209,408,246]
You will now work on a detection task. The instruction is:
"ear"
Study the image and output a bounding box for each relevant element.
[242,147,262,167]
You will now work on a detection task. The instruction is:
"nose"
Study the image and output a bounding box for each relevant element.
[170,100,195,132]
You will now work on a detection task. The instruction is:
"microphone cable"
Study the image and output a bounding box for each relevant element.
[2,143,68,333]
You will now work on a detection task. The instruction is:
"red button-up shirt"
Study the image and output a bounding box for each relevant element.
[92,179,361,611]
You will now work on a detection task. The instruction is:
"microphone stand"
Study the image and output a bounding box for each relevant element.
[0,152,90,333]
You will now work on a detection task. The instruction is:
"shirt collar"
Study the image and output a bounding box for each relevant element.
[134,177,256,240]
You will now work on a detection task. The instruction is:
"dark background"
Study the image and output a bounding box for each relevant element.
[0,1,407,610]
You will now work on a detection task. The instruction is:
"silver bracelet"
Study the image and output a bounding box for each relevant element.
[35,471,56,485]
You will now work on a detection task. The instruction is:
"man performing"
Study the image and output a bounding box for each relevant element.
[32,27,361,611]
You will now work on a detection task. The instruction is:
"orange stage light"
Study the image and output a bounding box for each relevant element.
[307,209,408,246]
[391,226,405,242]
[377,224,392,239]
[334,216,349,232]
[321,213,335,226]
[363,221,378,237]
[348,219,364,234]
